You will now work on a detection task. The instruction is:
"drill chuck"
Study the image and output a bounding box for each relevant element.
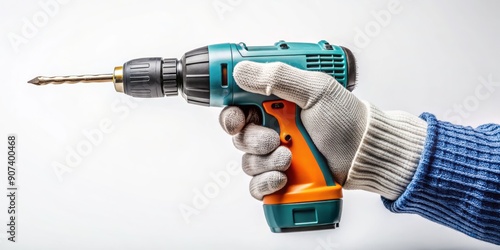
[118,57,165,98]
[115,46,211,106]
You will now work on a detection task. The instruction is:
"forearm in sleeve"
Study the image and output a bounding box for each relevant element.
[345,103,500,245]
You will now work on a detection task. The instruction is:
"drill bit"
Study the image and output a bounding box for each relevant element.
[28,66,124,92]
[28,74,114,85]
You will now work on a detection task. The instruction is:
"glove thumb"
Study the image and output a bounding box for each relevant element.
[233,61,344,109]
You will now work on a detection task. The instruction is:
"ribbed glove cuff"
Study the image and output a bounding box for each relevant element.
[344,102,428,200]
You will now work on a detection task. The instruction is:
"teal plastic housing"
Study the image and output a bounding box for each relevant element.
[264,200,342,232]
[207,41,348,232]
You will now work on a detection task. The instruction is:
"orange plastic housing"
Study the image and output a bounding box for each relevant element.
[262,100,343,205]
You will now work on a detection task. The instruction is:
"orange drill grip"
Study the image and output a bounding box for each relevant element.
[262,100,343,205]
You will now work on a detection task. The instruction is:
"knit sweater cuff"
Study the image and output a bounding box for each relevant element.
[344,102,428,200]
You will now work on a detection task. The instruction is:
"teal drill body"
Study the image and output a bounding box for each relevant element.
[195,41,352,232]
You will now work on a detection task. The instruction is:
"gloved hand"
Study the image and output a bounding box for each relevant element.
[219,61,427,200]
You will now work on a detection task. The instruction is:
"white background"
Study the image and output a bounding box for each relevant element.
[1,0,499,249]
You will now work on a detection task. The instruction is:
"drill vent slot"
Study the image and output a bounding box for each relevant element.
[306,54,346,83]
[221,63,228,87]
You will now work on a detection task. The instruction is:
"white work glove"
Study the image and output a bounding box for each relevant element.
[220,61,427,200]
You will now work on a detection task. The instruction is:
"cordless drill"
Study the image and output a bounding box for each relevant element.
[29,40,357,232]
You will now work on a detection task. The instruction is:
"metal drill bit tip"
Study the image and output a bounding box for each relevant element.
[27,74,114,85]
[28,77,40,85]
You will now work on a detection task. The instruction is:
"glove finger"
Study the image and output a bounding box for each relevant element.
[233,61,345,109]
[242,146,291,176]
[249,171,287,200]
[219,106,262,135]
[233,123,280,155]
[219,106,246,135]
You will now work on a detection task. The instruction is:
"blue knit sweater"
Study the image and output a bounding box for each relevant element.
[382,113,500,245]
